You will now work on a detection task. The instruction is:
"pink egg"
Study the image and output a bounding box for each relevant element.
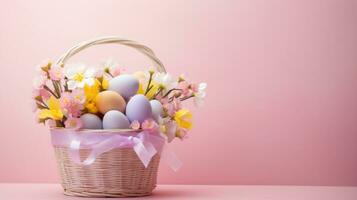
[95,91,126,114]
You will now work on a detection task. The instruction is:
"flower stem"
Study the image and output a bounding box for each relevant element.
[163,88,182,98]
[180,94,194,101]
[55,120,65,127]
[145,73,153,95]
[36,101,48,109]
[44,85,59,98]
[52,80,60,98]
[57,81,62,93]
[152,87,163,99]
[64,78,69,92]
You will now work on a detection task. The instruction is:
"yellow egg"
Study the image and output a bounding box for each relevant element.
[95,91,126,114]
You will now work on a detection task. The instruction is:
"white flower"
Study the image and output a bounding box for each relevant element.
[153,72,177,91]
[100,59,121,77]
[194,82,207,107]
[101,59,117,69]
[65,63,96,90]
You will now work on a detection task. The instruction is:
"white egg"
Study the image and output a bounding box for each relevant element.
[108,74,139,100]
[150,100,163,121]
[126,94,152,123]
[103,110,130,129]
[80,113,102,129]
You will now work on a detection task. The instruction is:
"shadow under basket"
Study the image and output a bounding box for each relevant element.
[53,147,160,197]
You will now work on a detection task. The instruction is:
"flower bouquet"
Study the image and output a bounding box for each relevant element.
[32,37,206,197]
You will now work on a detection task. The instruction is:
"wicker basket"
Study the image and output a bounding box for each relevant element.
[52,36,167,197]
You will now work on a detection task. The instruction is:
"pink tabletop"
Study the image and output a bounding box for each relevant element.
[0,184,356,200]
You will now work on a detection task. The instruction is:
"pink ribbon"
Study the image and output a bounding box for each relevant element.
[50,129,181,170]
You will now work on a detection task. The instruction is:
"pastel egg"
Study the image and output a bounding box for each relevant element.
[80,113,102,129]
[108,74,139,100]
[95,91,126,114]
[126,94,152,123]
[103,110,130,129]
[150,100,163,121]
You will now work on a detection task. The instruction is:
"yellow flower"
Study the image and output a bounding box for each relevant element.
[84,82,99,101]
[38,96,63,120]
[174,109,193,130]
[85,102,98,113]
[134,71,159,99]
[137,82,145,94]
[146,82,159,99]
[137,80,159,99]
[84,82,100,113]
[95,77,109,90]
[101,78,109,90]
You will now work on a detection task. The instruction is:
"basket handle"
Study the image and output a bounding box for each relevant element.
[56,36,166,73]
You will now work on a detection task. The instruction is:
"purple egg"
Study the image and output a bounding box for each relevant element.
[80,113,102,129]
[108,74,139,100]
[126,94,152,123]
[150,100,163,121]
[103,110,130,129]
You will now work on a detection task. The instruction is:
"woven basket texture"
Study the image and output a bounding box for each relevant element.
[54,147,160,197]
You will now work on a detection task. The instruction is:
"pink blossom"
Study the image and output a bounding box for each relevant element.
[41,89,51,100]
[36,88,51,100]
[141,119,159,132]
[49,65,64,81]
[130,120,141,130]
[110,67,121,77]
[178,81,191,96]
[70,89,85,103]
[177,127,189,140]
[165,120,177,143]
[64,117,82,130]
[60,92,84,117]
[159,96,169,105]
[32,87,47,98]
[190,83,199,93]
[164,97,182,116]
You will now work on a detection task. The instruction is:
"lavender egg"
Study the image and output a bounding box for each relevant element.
[150,100,163,121]
[126,94,152,123]
[80,113,102,129]
[108,74,139,100]
[103,110,130,129]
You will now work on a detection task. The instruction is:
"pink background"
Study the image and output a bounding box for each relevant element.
[1,0,357,186]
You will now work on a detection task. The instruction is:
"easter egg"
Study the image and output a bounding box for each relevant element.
[103,110,130,129]
[150,100,163,121]
[126,94,152,123]
[108,74,139,100]
[95,91,126,114]
[80,113,102,129]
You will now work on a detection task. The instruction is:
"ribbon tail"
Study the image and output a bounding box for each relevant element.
[133,140,157,168]
[161,145,182,172]
[69,139,83,165]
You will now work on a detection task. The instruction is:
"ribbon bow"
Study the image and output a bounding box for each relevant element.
[51,129,182,171]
